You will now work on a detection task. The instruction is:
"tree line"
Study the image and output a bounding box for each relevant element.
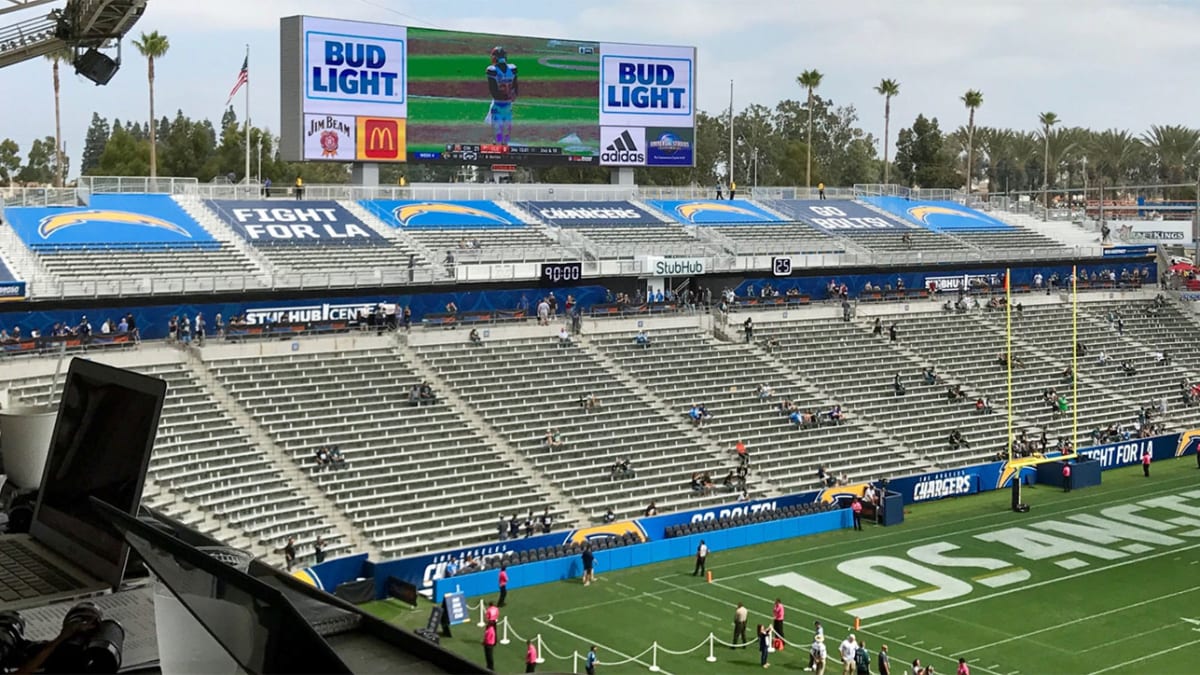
[2,37,1198,199]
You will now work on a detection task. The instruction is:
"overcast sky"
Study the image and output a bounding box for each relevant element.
[5,0,1199,173]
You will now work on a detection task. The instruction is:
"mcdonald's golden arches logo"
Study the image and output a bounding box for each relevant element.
[356,117,406,162]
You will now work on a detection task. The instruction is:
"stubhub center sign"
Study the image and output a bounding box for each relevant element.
[600,42,695,128]
[304,17,407,118]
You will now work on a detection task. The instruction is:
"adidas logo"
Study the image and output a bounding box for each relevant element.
[602,130,646,164]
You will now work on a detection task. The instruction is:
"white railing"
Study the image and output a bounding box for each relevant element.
[78,176,200,194]
[0,187,86,208]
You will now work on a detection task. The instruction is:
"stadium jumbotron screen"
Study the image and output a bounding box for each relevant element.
[280,16,696,168]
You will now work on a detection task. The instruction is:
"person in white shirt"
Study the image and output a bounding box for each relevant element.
[806,621,825,671]
[839,635,857,675]
[693,540,708,576]
[558,326,571,346]
[810,637,828,675]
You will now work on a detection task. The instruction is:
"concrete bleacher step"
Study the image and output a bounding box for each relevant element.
[186,348,380,560]
[173,195,274,280]
[0,222,59,297]
[340,200,442,273]
[398,334,589,529]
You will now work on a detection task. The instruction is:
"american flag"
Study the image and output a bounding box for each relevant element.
[224,55,248,106]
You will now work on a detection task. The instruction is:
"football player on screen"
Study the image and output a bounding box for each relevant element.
[485,46,518,145]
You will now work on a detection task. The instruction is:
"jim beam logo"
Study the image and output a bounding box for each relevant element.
[307,115,352,158]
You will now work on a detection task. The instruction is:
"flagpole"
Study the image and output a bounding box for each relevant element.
[244,43,251,185]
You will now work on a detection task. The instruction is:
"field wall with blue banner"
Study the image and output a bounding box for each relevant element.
[204,200,385,245]
[646,199,785,224]
[0,257,25,302]
[295,428,1200,598]
[518,201,661,227]
[862,197,1014,232]
[767,199,913,232]
[5,194,216,248]
[359,200,521,229]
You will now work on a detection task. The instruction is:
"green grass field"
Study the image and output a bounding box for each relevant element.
[367,458,1200,674]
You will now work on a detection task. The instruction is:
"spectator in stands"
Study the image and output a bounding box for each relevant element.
[524,511,536,538]
[765,336,781,354]
[579,393,600,412]
[610,458,633,480]
[262,177,272,198]
[281,536,296,571]
[195,312,206,346]
[948,429,971,450]
[402,306,413,332]
[314,536,326,564]
[756,383,773,400]
[1061,366,1074,383]
[901,232,913,248]
[888,322,899,342]
[558,326,572,347]
[445,301,458,316]
[1076,340,1087,357]
[635,330,651,348]
[715,182,724,199]
[469,328,482,346]
[329,446,346,469]
[644,501,658,517]
[872,318,883,337]
[294,176,304,200]
[893,373,906,397]
[922,367,940,386]
[743,316,754,343]
[603,508,616,523]
[975,396,994,414]
[213,313,223,339]
[116,316,129,334]
[179,315,191,344]
[314,447,330,469]
[540,508,553,534]
[498,516,508,542]
[1097,350,1108,366]
[544,428,565,451]
[509,514,520,539]
[444,558,459,578]
[946,384,966,402]
[829,405,845,425]
[1122,362,1137,377]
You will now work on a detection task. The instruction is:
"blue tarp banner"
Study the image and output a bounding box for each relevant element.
[518,201,661,226]
[360,200,521,228]
[862,197,1014,232]
[6,194,215,247]
[766,200,911,231]
[646,199,785,224]
[204,200,385,245]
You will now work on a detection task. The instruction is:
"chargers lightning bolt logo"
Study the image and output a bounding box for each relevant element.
[37,210,192,239]
[392,202,513,227]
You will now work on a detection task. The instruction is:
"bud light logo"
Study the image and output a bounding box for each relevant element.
[304,18,406,111]
[600,44,694,127]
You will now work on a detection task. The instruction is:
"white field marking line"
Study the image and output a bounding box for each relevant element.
[534,615,674,675]
[548,590,669,617]
[961,584,1200,653]
[1078,622,1178,654]
[871,540,1200,627]
[699,611,724,622]
[712,475,1200,582]
[670,601,692,610]
[615,581,638,592]
[1085,635,1200,675]
[654,576,1004,675]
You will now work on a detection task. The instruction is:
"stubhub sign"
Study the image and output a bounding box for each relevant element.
[303,17,407,118]
[600,42,695,128]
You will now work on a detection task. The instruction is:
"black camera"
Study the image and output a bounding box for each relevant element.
[0,601,124,673]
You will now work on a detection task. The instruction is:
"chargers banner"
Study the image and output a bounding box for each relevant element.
[518,201,660,226]
[0,258,25,302]
[647,199,784,224]
[599,43,695,128]
[862,197,1013,232]
[5,194,215,247]
[204,200,385,245]
[360,200,520,228]
[770,200,911,231]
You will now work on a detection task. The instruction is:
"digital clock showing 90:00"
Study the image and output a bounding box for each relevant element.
[540,262,583,285]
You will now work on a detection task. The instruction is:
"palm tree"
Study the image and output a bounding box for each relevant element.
[45,47,72,187]
[1038,112,1060,217]
[1141,124,1200,198]
[797,69,823,189]
[874,78,900,184]
[960,89,983,193]
[133,31,170,178]
[1088,129,1141,223]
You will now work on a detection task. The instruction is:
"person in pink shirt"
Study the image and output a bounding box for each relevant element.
[772,598,786,644]
[525,639,539,673]
[957,657,970,675]
[851,498,864,531]
[498,565,509,607]
[485,601,500,625]
[482,623,497,671]
[1142,449,1151,477]
[1061,462,1072,492]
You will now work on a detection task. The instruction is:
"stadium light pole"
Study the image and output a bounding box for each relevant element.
[728,79,735,190]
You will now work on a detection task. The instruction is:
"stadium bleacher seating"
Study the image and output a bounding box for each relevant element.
[203,337,565,558]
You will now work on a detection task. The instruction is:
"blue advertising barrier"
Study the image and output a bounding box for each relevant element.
[431,509,849,603]
[0,258,25,302]
[1036,458,1101,490]
[1076,431,1200,468]
[645,199,784,224]
[517,201,662,227]
[0,286,609,344]
[752,261,1157,298]
[1104,245,1158,257]
[204,200,385,245]
[292,552,370,592]
[5,194,216,248]
[360,200,522,229]
[862,197,1014,232]
[766,200,911,232]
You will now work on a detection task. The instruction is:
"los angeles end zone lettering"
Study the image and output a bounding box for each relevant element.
[761,490,1200,619]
